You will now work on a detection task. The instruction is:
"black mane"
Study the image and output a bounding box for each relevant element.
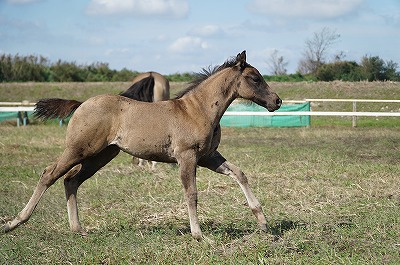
[174,57,242,99]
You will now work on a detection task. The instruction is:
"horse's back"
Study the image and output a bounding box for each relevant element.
[70,94,172,133]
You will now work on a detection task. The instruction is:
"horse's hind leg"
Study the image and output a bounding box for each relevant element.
[3,149,83,233]
[64,145,120,235]
[198,151,268,231]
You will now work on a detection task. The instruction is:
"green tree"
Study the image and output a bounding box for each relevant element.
[360,55,385,81]
[383,60,400,81]
[49,60,85,82]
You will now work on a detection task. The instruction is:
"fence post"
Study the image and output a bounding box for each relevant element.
[352,101,357,127]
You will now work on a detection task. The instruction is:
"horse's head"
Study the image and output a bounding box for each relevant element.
[234,51,282,112]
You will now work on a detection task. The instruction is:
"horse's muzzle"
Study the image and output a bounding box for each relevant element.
[266,97,282,112]
[276,98,282,107]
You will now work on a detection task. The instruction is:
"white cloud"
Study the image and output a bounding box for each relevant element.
[86,0,189,18]
[189,24,223,37]
[248,0,364,19]
[169,36,208,53]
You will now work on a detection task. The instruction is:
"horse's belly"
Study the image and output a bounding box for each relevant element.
[111,131,176,163]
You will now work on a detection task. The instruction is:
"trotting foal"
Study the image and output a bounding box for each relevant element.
[2,51,281,240]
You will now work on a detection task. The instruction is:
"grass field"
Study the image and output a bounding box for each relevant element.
[0,81,399,264]
[0,124,399,264]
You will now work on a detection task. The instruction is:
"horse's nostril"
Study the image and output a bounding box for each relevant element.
[276,98,282,106]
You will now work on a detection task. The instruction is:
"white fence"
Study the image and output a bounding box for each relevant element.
[224,99,400,127]
[0,102,35,126]
[1,99,400,127]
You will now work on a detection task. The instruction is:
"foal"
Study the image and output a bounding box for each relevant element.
[2,51,281,240]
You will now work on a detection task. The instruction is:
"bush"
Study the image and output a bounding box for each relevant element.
[263,73,315,82]
[315,61,362,81]
[0,54,142,82]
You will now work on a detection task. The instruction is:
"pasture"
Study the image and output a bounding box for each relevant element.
[1,81,400,264]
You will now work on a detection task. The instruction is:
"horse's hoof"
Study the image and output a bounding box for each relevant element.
[74,229,88,237]
[2,222,13,234]
[259,223,268,232]
[191,232,203,241]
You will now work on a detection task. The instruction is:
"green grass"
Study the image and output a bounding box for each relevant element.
[0,81,399,263]
[1,125,399,264]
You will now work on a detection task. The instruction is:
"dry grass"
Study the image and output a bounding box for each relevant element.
[1,81,399,103]
[0,81,188,103]
[0,81,399,263]
[1,124,399,264]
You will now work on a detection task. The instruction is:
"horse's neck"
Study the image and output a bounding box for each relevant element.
[181,69,238,124]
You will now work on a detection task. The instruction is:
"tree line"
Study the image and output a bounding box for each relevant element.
[2,34,399,83]
[0,54,194,82]
[267,27,400,82]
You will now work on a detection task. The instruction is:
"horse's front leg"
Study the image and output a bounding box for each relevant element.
[199,151,268,232]
[177,151,202,240]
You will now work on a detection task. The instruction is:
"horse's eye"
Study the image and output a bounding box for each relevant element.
[251,76,261,83]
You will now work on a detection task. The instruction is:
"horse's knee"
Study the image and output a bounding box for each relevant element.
[236,170,249,185]
[39,165,58,186]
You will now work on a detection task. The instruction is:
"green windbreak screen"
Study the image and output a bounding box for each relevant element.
[0,111,35,122]
[1,102,310,127]
[220,102,310,127]
[0,112,19,122]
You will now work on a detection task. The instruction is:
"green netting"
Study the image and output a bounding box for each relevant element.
[0,111,34,125]
[220,102,310,127]
[0,112,18,122]
[1,102,310,127]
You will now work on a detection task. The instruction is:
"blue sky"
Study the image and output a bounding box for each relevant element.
[0,0,399,74]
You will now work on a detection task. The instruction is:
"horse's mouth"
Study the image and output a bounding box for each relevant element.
[256,98,281,112]
[266,103,281,112]
[253,97,282,112]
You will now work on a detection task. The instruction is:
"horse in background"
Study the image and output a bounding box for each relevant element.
[120,72,170,169]
[121,71,169,102]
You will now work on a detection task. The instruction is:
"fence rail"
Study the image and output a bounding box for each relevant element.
[305,99,400,103]
[304,98,400,126]
[225,98,400,127]
[224,111,400,117]
[1,99,399,127]
[0,102,35,106]
[0,106,35,112]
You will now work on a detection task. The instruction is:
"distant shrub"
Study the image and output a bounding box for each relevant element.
[316,61,362,81]
[1,53,398,82]
[315,58,400,82]
[166,72,195,82]
[263,73,315,82]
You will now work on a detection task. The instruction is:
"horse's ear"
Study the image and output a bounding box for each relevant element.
[236,50,247,71]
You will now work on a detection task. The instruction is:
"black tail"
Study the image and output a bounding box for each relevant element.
[120,75,155,102]
[33,98,83,120]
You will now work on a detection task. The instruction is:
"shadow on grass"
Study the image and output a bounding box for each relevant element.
[267,219,307,238]
[138,218,306,240]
